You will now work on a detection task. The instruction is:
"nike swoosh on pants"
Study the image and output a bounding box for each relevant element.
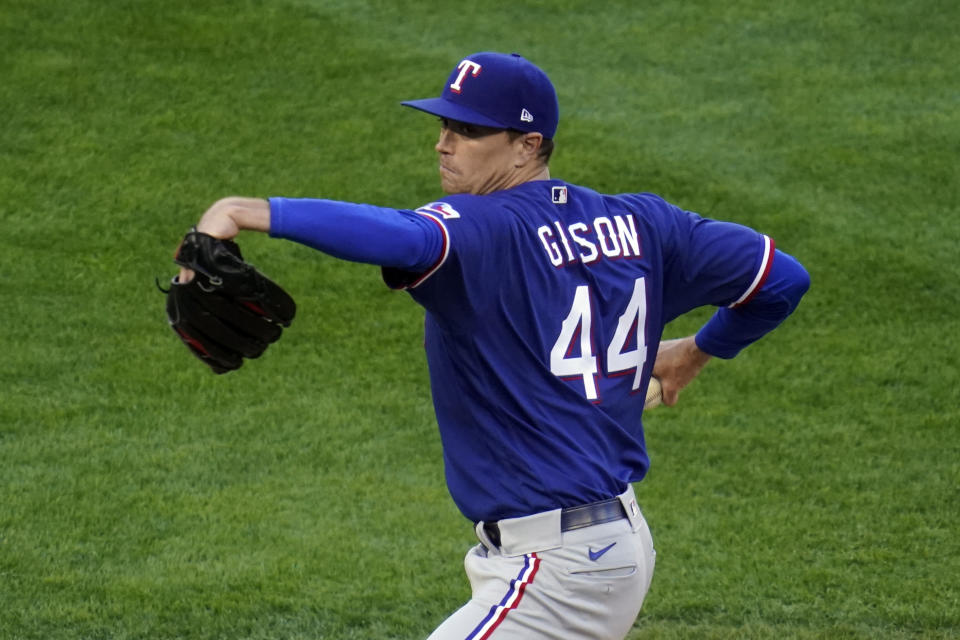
[588,542,617,561]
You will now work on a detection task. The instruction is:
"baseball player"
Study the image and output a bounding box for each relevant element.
[178,52,809,639]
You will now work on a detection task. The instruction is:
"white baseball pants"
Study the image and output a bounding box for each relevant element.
[427,486,656,640]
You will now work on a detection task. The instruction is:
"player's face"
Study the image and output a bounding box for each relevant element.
[435,118,523,195]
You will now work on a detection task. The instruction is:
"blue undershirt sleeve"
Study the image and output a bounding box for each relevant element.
[268,197,444,272]
[694,249,810,359]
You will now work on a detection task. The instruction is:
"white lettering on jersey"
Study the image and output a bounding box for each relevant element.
[416,202,460,219]
[615,214,640,257]
[449,60,482,94]
[538,225,564,267]
[537,214,642,267]
[568,222,599,263]
[595,217,620,257]
[553,221,575,262]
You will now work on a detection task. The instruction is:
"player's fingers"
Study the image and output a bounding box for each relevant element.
[660,384,680,406]
[179,267,195,283]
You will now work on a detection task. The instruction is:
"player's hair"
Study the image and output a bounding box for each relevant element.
[508,130,554,165]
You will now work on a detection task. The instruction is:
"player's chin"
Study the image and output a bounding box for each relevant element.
[439,175,466,195]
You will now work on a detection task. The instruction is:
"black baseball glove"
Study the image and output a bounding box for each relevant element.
[163,229,296,374]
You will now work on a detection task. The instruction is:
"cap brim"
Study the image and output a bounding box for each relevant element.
[401,97,509,130]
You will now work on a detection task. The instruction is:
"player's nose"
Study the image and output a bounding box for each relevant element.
[436,128,455,154]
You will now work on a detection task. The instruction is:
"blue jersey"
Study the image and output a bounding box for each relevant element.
[380,180,774,522]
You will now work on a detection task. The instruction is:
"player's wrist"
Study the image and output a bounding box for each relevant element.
[685,335,713,364]
[692,331,722,359]
[230,198,271,233]
[197,197,270,239]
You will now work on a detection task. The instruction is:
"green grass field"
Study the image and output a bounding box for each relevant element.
[2,0,958,638]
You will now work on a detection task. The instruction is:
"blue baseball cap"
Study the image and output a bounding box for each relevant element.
[402,52,559,139]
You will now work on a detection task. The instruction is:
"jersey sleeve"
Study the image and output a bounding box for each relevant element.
[694,248,810,358]
[381,200,474,291]
[381,194,514,329]
[660,204,775,323]
[268,197,445,271]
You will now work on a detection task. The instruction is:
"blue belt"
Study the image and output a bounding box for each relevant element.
[483,497,627,548]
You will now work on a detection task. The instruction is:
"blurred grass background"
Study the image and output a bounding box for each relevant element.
[1,0,958,638]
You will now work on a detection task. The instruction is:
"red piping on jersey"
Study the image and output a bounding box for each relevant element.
[730,235,775,308]
[404,211,450,289]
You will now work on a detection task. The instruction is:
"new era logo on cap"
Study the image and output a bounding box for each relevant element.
[401,52,559,139]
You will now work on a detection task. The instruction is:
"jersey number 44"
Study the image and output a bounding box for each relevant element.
[550,277,648,402]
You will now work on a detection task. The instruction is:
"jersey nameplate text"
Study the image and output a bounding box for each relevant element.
[537,214,642,267]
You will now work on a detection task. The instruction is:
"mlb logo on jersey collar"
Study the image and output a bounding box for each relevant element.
[552,186,568,204]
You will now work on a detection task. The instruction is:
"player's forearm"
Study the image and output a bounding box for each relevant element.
[196,197,271,238]
[695,249,810,358]
[268,197,444,270]
[653,337,713,405]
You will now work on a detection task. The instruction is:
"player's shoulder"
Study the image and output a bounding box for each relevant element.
[409,191,501,222]
[611,190,706,231]
[603,189,677,214]
[536,180,676,213]
[409,182,555,223]
[409,183,684,224]
[411,199,467,222]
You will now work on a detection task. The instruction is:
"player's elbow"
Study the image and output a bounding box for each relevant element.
[775,250,810,314]
[794,264,811,299]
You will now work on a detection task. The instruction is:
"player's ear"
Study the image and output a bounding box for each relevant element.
[515,132,543,166]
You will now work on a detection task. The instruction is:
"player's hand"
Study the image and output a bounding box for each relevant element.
[177,197,272,283]
[651,336,712,406]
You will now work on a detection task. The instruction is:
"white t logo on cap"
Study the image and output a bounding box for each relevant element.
[449,60,482,94]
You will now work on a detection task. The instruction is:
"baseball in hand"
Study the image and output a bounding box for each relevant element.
[644,376,663,409]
